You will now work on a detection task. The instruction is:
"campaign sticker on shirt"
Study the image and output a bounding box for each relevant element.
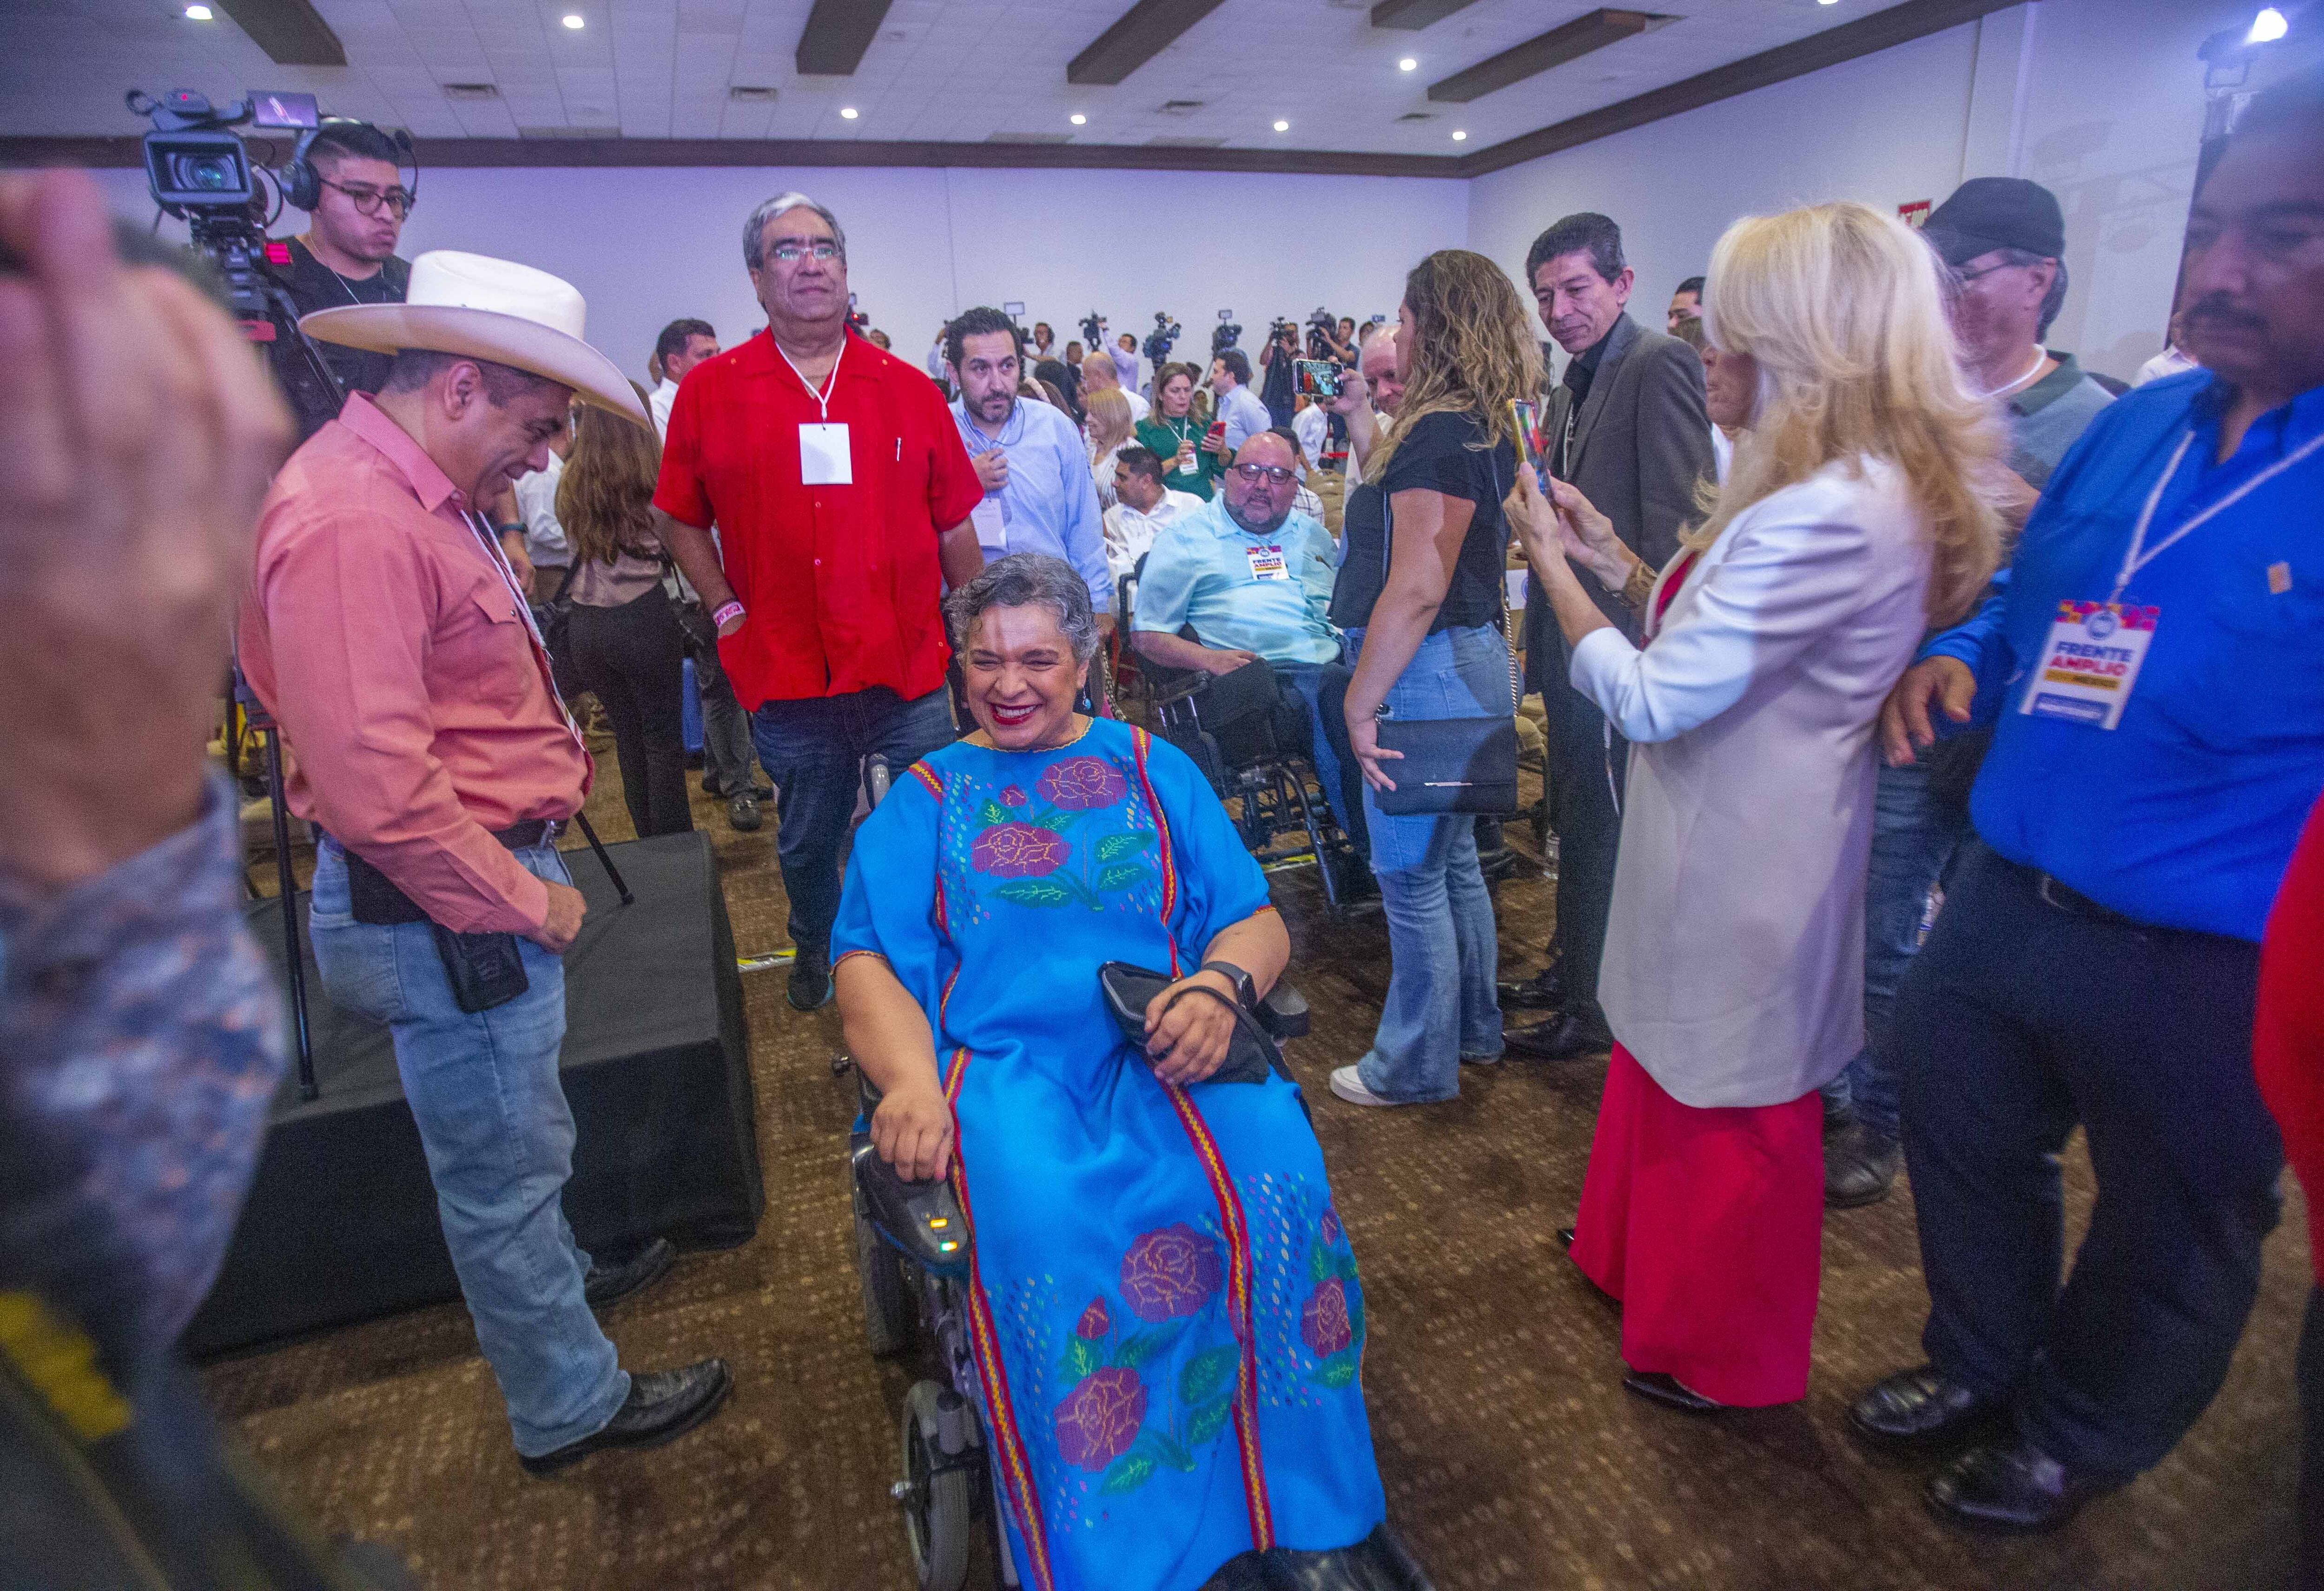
[1244,543,1289,581]
[799,422,852,485]
[2019,600,2160,730]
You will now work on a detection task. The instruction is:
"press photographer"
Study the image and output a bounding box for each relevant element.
[272,119,414,437]
[1258,314,1300,427]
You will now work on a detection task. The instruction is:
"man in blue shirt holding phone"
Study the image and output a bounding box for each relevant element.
[1849,68,2324,1533]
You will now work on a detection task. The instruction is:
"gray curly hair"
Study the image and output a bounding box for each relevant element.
[944,553,1101,664]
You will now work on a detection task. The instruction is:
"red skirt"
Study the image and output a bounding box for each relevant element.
[1570,1043,1825,1407]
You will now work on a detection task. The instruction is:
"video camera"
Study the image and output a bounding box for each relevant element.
[1269,316,1298,347]
[1305,305,1339,360]
[126,87,348,428]
[1212,310,1242,358]
[1143,311,1181,366]
[1079,310,1106,348]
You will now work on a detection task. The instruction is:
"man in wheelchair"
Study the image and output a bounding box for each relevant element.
[1128,431,1368,876]
[835,554,1427,1591]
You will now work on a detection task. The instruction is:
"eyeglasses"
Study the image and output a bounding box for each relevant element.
[769,239,841,264]
[1952,257,2042,287]
[317,175,414,218]
[1231,462,1296,485]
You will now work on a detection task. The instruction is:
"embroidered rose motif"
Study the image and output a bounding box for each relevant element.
[1036,756,1128,812]
[1053,1365,1146,1472]
[1320,1206,1344,1247]
[1119,1223,1223,1322]
[1301,1277,1353,1358]
[970,822,1068,878]
[1000,785,1028,807]
[1076,1297,1111,1340]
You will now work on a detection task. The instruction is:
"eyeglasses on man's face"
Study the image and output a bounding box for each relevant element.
[770,239,842,265]
[1232,462,1296,486]
[319,176,414,218]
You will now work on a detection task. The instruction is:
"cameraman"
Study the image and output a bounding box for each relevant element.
[1256,318,1299,428]
[273,120,412,438]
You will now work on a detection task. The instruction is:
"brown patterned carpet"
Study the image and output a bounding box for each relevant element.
[208,734,2314,1591]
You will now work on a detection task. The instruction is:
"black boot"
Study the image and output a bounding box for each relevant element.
[1502,1009,1612,1060]
[788,946,833,1011]
[584,1236,675,1309]
[1824,1121,1901,1208]
[519,1359,733,1476]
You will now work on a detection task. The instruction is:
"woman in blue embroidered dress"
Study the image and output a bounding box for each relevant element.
[833,555,1408,1591]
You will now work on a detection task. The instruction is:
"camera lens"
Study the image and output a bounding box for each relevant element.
[170,151,241,191]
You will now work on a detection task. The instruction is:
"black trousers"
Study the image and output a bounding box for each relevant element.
[568,583,695,839]
[1896,840,2283,1480]
[2302,1284,2322,1591]
[1538,635,1627,1018]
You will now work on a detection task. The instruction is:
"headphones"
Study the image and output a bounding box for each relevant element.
[280,118,419,213]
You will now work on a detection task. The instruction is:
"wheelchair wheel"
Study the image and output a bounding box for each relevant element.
[850,1161,918,1358]
[898,1379,979,1591]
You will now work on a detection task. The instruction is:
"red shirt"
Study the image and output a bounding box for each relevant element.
[239,394,591,935]
[2257,792,2324,1277]
[654,330,983,709]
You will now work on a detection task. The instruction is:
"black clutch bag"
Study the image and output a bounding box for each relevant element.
[1372,715,1519,815]
[1097,961,1282,1086]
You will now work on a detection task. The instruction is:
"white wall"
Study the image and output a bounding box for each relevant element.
[88,163,1466,388]
[1466,0,2324,383]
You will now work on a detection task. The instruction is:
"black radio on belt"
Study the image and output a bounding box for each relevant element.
[339,822,553,1013]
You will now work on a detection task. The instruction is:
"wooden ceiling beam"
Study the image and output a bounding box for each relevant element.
[1427,9,1665,104]
[794,0,896,77]
[212,0,344,66]
[1068,0,1233,86]
[1368,0,1488,29]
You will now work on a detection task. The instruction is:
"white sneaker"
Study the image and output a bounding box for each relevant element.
[1328,1065,1407,1107]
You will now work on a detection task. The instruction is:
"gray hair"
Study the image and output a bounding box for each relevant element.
[944,553,1100,664]
[743,191,848,272]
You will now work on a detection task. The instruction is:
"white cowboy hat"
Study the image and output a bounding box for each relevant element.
[301,250,648,427]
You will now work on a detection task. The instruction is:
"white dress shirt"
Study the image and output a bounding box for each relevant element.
[1101,487,1203,587]
[649,378,677,439]
[513,450,568,571]
[1571,455,1931,1109]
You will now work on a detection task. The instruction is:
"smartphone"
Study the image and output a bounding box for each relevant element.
[1205,420,1227,449]
[1509,399,1548,478]
[1294,359,1340,399]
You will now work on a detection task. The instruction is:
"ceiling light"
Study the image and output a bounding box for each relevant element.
[839,106,859,119]
[1452,129,1467,141]
[184,4,211,15]
[2249,6,2289,42]
[1272,119,1289,132]
[561,12,584,26]
[1817,0,1838,6]
[1398,57,1417,71]
[1070,113,1086,125]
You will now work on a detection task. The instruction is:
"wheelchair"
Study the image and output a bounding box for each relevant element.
[835,753,1423,1591]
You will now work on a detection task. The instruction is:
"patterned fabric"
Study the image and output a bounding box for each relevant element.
[0,775,286,1355]
[832,719,1384,1591]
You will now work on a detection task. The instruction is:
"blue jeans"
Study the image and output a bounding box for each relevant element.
[1346,624,1508,1102]
[307,838,627,1457]
[750,686,958,958]
[1276,660,1362,847]
[1821,756,1968,1146]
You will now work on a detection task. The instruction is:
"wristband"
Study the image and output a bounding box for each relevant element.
[711,600,746,628]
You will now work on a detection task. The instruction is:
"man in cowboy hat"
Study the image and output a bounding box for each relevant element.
[238,250,732,1475]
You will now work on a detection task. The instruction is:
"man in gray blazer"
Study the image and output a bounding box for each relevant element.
[1505,214,1716,1060]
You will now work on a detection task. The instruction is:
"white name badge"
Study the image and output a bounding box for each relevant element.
[971,495,1007,554]
[799,422,852,485]
[1244,543,1289,581]
[2019,600,2160,730]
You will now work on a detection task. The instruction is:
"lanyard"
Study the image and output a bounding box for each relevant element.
[2111,424,2324,600]
[959,399,1022,457]
[464,510,585,751]
[776,336,845,423]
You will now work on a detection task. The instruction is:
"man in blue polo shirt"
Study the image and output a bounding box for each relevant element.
[1132,429,1364,859]
[1849,68,2324,1533]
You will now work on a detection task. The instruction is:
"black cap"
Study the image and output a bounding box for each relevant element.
[1921,177,2067,267]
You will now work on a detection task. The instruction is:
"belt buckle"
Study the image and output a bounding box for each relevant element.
[542,819,563,843]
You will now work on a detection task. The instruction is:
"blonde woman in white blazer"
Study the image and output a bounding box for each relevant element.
[1510,201,2007,1413]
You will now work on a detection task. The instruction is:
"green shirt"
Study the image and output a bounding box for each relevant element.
[1136,414,1221,501]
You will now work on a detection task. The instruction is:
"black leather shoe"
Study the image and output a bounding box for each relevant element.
[1554,1226,1576,1250]
[788,948,832,1011]
[1926,1438,2112,1533]
[1825,1122,1901,1208]
[1260,1523,1434,1590]
[1622,1370,1723,1414]
[700,771,725,797]
[727,791,763,832]
[1495,966,1567,1011]
[1502,1011,1612,1061]
[519,1358,733,1475]
[1849,1366,2005,1451]
[584,1237,674,1310]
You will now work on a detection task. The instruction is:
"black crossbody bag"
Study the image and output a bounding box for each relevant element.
[1370,442,1521,816]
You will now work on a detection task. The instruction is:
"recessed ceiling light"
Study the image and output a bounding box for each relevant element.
[1452,129,1467,141]
[1272,119,1289,132]
[1398,57,1417,71]
[561,12,584,26]
[1070,113,1086,125]
[184,4,211,16]
[1817,0,1838,6]
[2249,6,2289,41]
[839,106,859,119]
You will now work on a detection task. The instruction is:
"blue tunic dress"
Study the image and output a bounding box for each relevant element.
[832,718,1385,1591]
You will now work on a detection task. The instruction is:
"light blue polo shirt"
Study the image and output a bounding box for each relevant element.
[1131,496,1340,666]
